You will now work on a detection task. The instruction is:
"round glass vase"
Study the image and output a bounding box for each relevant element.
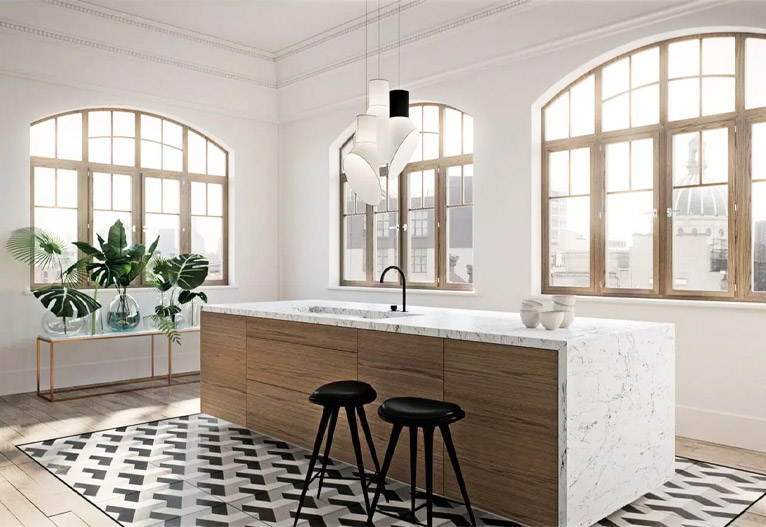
[107,293,141,331]
[184,299,202,328]
[86,308,103,336]
[151,291,185,330]
[42,310,87,336]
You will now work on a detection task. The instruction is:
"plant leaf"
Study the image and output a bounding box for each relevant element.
[73,241,103,258]
[33,286,101,318]
[168,254,209,290]
[6,227,69,268]
[125,236,159,284]
[108,220,128,250]
[178,290,208,304]
[148,315,181,344]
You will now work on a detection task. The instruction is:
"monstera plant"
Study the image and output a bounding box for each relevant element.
[7,227,100,335]
[148,253,209,343]
[73,220,158,331]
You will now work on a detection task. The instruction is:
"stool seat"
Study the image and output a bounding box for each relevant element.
[309,381,377,406]
[379,397,465,426]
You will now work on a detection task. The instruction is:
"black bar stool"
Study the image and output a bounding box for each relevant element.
[293,380,384,526]
[367,397,476,527]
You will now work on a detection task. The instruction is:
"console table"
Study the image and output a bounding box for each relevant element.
[36,328,200,402]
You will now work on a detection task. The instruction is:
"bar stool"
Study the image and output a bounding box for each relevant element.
[367,397,476,527]
[293,380,383,526]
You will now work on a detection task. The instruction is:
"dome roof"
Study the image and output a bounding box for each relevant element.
[674,177,728,217]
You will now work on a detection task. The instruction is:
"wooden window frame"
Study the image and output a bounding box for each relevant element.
[542,32,766,303]
[30,108,229,288]
[339,103,474,291]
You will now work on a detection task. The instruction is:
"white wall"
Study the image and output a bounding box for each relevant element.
[278,1,766,452]
[0,6,280,395]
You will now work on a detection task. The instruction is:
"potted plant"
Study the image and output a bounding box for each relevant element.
[6,227,101,335]
[74,220,158,332]
[148,254,208,343]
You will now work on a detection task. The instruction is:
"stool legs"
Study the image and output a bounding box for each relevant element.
[346,406,371,514]
[409,427,417,518]
[293,407,331,527]
[367,424,402,525]
[423,426,434,527]
[441,424,476,526]
[316,408,339,498]
[358,405,387,501]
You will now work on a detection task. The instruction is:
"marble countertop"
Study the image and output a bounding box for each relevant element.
[203,300,671,351]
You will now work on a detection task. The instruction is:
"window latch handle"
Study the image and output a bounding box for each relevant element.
[402,224,408,232]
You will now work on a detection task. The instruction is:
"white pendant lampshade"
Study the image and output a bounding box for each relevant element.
[368,79,390,166]
[343,114,382,206]
[387,89,419,177]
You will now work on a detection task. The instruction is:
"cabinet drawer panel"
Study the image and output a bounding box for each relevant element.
[201,382,246,428]
[247,318,357,352]
[247,338,357,393]
[201,312,247,392]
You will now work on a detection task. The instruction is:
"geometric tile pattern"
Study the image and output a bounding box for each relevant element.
[18,414,766,527]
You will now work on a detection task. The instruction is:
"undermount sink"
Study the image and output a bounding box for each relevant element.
[297,305,420,320]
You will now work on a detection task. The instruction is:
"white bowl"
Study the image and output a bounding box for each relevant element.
[552,301,574,311]
[520,310,540,328]
[521,298,543,309]
[552,295,576,307]
[540,310,565,330]
[559,310,575,328]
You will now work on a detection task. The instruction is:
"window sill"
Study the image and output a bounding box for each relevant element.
[572,294,766,311]
[327,285,477,297]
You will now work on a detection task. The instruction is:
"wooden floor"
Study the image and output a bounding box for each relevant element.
[0,383,763,526]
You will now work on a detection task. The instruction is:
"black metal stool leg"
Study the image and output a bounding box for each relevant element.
[346,406,371,514]
[440,424,476,526]
[409,426,418,519]
[316,407,339,498]
[357,405,388,502]
[293,407,332,527]
[423,426,434,527]
[367,424,402,525]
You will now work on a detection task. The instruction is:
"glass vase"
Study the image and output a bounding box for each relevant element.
[87,308,103,336]
[185,299,202,328]
[107,293,141,331]
[42,310,87,336]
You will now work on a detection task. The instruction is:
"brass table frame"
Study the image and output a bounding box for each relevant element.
[36,328,200,402]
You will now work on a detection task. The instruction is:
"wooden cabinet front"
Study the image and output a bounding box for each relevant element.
[200,312,247,426]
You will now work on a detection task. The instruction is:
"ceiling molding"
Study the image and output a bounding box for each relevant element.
[0,19,277,88]
[40,0,275,61]
[273,0,428,61]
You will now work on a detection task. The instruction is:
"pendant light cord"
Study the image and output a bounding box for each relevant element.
[365,0,368,107]
[398,0,401,87]
[377,0,381,78]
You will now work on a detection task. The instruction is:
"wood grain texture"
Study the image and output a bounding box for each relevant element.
[200,312,247,426]
[200,381,246,427]
[247,317,357,352]
[444,339,559,527]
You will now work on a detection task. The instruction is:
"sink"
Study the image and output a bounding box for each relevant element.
[297,305,420,320]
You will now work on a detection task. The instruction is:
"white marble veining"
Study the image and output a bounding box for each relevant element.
[203,299,675,527]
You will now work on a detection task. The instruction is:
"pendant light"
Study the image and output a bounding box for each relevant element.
[343,0,382,206]
[387,0,419,177]
[367,2,389,166]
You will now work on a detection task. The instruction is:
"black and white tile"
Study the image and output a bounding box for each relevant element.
[18,414,766,527]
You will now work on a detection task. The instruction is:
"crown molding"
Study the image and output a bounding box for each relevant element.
[0,19,277,89]
[40,0,275,61]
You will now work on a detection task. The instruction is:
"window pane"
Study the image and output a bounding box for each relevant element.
[141,140,161,169]
[669,39,700,78]
[376,211,398,282]
[57,113,82,161]
[631,84,659,127]
[113,111,135,137]
[188,131,207,174]
[671,185,728,291]
[570,75,595,137]
[549,150,569,197]
[163,120,183,149]
[89,137,111,164]
[33,208,78,284]
[753,123,766,180]
[192,216,223,281]
[444,108,461,157]
[606,191,654,289]
[30,120,55,158]
[113,138,135,166]
[145,213,180,259]
[602,93,629,132]
[423,169,435,208]
[409,171,423,207]
[463,115,474,154]
[163,145,183,172]
[113,174,132,211]
[208,142,226,176]
[606,142,630,192]
[701,128,728,184]
[549,196,590,287]
[93,172,111,210]
[343,215,366,281]
[464,164,473,204]
[208,184,223,216]
[668,78,700,121]
[388,172,399,211]
[94,211,132,245]
[673,132,699,186]
[56,169,77,208]
[162,179,180,214]
[191,181,206,215]
[702,37,735,75]
[407,209,435,283]
[343,182,355,214]
[702,77,735,116]
[753,182,766,292]
[422,133,439,161]
[570,148,590,195]
[34,167,55,207]
[409,133,423,163]
[423,105,439,133]
[746,38,766,109]
[411,105,423,130]
[631,47,659,87]
[447,166,461,206]
[447,206,473,284]
[144,177,162,213]
[631,138,654,191]
[141,115,161,141]
[544,93,568,141]
[602,57,629,100]
[88,111,111,137]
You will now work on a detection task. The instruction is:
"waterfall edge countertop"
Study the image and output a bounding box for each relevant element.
[203,299,671,351]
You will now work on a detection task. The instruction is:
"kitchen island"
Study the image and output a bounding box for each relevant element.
[200,300,675,527]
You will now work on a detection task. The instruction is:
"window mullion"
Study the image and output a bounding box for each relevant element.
[366,204,374,284]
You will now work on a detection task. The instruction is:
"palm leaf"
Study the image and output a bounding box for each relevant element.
[7,227,69,269]
[178,290,208,304]
[148,315,181,345]
[167,254,209,290]
[125,236,159,284]
[62,257,90,288]
[33,286,101,318]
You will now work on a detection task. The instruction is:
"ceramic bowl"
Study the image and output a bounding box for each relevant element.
[552,295,576,307]
[520,309,540,328]
[558,309,575,328]
[540,310,565,330]
[521,298,543,310]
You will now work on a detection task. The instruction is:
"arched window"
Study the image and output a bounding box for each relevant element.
[340,103,474,290]
[30,109,228,285]
[543,32,766,302]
